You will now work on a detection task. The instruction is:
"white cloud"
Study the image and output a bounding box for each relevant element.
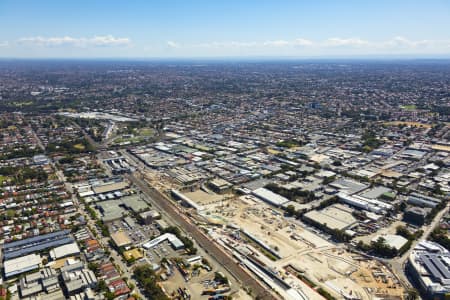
[0,41,9,47]
[263,38,313,47]
[263,40,291,47]
[167,41,180,48]
[293,38,314,46]
[160,36,450,56]
[381,36,439,49]
[18,35,131,47]
[195,41,258,48]
[89,35,131,47]
[325,37,370,47]
[194,38,312,49]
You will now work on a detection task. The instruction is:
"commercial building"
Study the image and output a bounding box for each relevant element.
[360,186,393,200]
[404,206,431,226]
[95,195,149,222]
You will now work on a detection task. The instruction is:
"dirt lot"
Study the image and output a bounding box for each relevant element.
[184,189,228,206]
[351,260,405,299]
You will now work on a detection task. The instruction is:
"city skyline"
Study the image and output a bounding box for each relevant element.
[1,0,450,58]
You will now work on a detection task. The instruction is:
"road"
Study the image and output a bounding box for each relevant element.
[126,171,278,300]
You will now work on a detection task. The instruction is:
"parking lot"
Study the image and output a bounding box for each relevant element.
[144,240,182,264]
[108,218,160,246]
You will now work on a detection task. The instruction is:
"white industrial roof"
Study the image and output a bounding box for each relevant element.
[142,233,184,249]
[4,253,41,277]
[50,242,81,260]
[252,187,289,206]
[78,190,94,197]
[372,234,408,251]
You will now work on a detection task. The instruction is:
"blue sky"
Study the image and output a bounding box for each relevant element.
[0,0,449,58]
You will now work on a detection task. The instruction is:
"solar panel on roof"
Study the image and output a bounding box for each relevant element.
[3,230,70,250]
[430,256,450,279]
[422,256,444,280]
[3,236,74,260]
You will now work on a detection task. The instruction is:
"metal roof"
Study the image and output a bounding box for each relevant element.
[3,230,73,260]
[421,254,450,281]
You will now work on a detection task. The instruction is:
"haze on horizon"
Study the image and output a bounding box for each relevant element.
[1,0,450,59]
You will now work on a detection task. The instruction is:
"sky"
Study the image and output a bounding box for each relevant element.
[0,0,450,58]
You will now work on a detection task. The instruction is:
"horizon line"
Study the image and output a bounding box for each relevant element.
[1,55,450,62]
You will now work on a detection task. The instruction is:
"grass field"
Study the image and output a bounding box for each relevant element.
[113,136,145,145]
[138,128,155,136]
[0,175,10,185]
[73,143,86,151]
[400,104,417,110]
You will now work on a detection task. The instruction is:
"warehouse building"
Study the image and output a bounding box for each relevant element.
[407,193,442,208]
[337,193,393,214]
[96,200,126,222]
[252,187,289,207]
[372,234,408,251]
[92,180,129,195]
[4,253,41,278]
[121,194,149,213]
[49,242,81,260]
[303,204,358,232]
[330,178,369,195]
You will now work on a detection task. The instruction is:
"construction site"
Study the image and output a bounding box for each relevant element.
[138,166,408,300]
[198,194,407,300]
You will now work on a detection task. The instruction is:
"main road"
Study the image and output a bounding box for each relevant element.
[126,172,278,300]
